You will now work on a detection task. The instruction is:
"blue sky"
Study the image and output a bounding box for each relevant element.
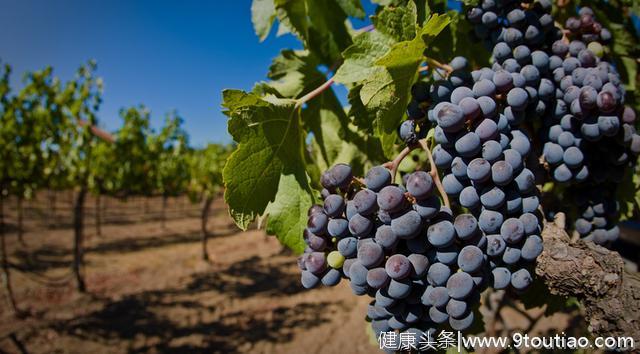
[0,0,376,147]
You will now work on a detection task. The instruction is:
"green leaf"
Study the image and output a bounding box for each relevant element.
[333,31,396,84]
[427,10,490,68]
[617,160,640,221]
[275,0,310,44]
[335,0,366,19]
[609,22,635,57]
[419,13,452,44]
[221,89,309,230]
[347,84,376,132]
[303,88,354,168]
[251,0,277,42]
[264,172,313,254]
[266,49,364,169]
[371,1,418,42]
[268,50,323,98]
[620,56,638,92]
[461,0,479,6]
[358,67,402,155]
[338,13,449,157]
[361,14,450,157]
[274,0,353,64]
[334,2,425,85]
[371,0,402,5]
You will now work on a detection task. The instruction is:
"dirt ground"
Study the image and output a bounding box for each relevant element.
[0,193,584,354]
[0,194,377,354]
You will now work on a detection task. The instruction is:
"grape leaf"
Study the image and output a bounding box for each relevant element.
[273,0,353,64]
[361,14,450,156]
[335,0,366,19]
[428,10,490,68]
[222,89,309,230]
[371,1,418,42]
[359,67,401,155]
[303,90,356,169]
[617,160,640,220]
[267,50,367,169]
[251,0,277,42]
[333,31,396,84]
[264,171,314,254]
[419,13,451,43]
[334,1,426,84]
[268,50,324,98]
[620,56,638,92]
[336,9,449,157]
[371,0,402,5]
[274,0,307,40]
[347,84,376,132]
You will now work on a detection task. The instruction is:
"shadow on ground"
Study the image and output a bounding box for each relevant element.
[24,254,335,353]
[10,227,239,274]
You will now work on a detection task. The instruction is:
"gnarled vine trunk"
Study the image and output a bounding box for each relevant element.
[201,195,213,261]
[538,218,640,343]
[73,187,87,292]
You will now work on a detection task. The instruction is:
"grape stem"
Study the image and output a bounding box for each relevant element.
[295,77,335,108]
[418,139,451,209]
[555,21,570,42]
[383,145,413,183]
[425,57,453,74]
[381,139,450,209]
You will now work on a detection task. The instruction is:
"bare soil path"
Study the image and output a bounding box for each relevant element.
[0,196,374,354]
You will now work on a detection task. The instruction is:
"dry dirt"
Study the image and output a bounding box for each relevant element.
[0,194,376,354]
[0,194,582,354]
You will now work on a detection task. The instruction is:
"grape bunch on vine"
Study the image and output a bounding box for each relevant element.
[223,0,640,347]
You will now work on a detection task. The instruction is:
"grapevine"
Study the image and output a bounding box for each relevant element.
[226,0,640,347]
[0,60,230,314]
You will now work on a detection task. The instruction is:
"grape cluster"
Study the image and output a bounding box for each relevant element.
[572,186,621,244]
[300,160,537,337]
[547,8,639,243]
[298,0,638,344]
[564,7,611,46]
[467,1,639,245]
[420,55,544,308]
[542,31,639,183]
[467,0,558,54]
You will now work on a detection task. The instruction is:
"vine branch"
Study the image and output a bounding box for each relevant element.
[537,216,640,343]
[77,119,115,143]
[295,77,335,108]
